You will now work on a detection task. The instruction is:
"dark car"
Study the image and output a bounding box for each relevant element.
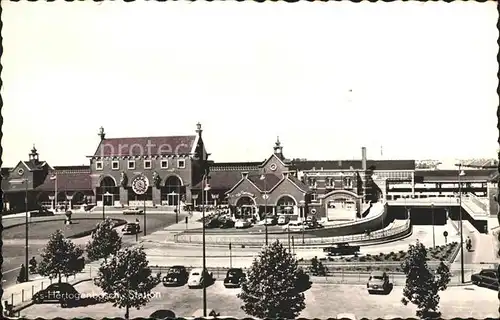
[224,268,246,288]
[30,207,54,217]
[323,243,360,256]
[219,218,235,229]
[305,221,323,230]
[471,269,499,290]
[204,218,221,229]
[162,266,189,286]
[122,223,140,235]
[296,268,312,292]
[149,309,176,319]
[32,283,80,307]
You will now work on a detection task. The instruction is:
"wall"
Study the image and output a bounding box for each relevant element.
[488,182,498,216]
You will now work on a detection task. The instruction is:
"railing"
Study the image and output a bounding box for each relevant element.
[467,193,488,213]
[174,220,411,246]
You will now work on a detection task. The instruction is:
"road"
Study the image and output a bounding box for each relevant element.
[140,223,464,268]
[2,213,180,288]
[19,281,499,319]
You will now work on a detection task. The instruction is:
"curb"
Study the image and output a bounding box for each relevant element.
[11,278,93,313]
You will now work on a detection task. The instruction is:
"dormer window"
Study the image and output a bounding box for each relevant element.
[177,159,186,169]
[111,161,119,170]
[144,160,152,169]
[96,161,103,171]
[128,161,135,170]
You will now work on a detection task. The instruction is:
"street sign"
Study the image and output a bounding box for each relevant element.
[131,175,149,195]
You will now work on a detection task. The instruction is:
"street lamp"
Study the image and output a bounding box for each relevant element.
[11,179,29,281]
[431,202,435,248]
[103,191,112,221]
[260,171,268,246]
[201,174,211,317]
[458,165,466,283]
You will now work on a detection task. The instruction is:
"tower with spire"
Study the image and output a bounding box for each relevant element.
[29,144,39,164]
[273,136,284,160]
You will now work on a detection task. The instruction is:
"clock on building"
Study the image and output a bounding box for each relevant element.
[131,175,149,195]
[270,163,277,171]
[17,168,24,176]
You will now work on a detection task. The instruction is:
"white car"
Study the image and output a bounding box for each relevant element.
[235,219,252,229]
[282,221,305,231]
[187,268,213,288]
[277,215,290,225]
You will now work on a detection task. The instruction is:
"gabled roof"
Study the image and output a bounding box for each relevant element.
[247,173,282,191]
[193,170,248,190]
[92,136,197,157]
[291,159,415,171]
[260,153,288,168]
[267,173,310,194]
[36,169,92,192]
[22,160,47,171]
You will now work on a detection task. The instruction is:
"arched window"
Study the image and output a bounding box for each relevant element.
[277,196,297,215]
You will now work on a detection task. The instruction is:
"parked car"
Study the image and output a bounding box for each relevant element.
[204,218,221,229]
[149,309,176,319]
[123,207,143,215]
[162,266,189,286]
[219,218,235,229]
[323,243,360,256]
[223,268,246,288]
[32,283,80,307]
[306,216,317,223]
[263,215,278,226]
[122,222,140,235]
[367,271,391,294]
[283,221,305,232]
[471,269,499,290]
[30,207,54,217]
[235,219,252,229]
[305,221,323,230]
[188,268,214,288]
[277,215,290,225]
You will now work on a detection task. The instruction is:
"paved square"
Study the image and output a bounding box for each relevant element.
[20,280,499,319]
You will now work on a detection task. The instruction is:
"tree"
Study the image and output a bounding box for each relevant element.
[94,246,161,319]
[86,218,122,262]
[238,240,306,319]
[37,230,84,282]
[400,240,451,318]
[309,256,328,276]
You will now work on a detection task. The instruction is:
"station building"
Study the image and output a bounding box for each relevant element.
[2,123,498,222]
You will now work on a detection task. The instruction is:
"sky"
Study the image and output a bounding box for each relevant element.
[2,1,498,167]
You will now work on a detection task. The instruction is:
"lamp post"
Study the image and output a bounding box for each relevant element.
[431,202,435,248]
[260,171,268,246]
[11,179,29,281]
[103,191,112,221]
[201,174,211,317]
[458,165,466,283]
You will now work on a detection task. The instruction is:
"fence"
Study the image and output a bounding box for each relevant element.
[174,220,411,246]
[4,266,96,308]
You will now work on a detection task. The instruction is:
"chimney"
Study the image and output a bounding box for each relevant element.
[98,126,106,141]
[196,122,203,137]
[362,147,367,171]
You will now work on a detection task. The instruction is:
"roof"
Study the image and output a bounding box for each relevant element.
[54,165,90,173]
[458,158,498,169]
[193,170,252,190]
[247,173,282,191]
[23,160,46,171]
[415,169,497,182]
[292,159,415,171]
[288,174,310,191]
[93,136,197,157]
[36,170,92,191]
[209,162,262,172]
